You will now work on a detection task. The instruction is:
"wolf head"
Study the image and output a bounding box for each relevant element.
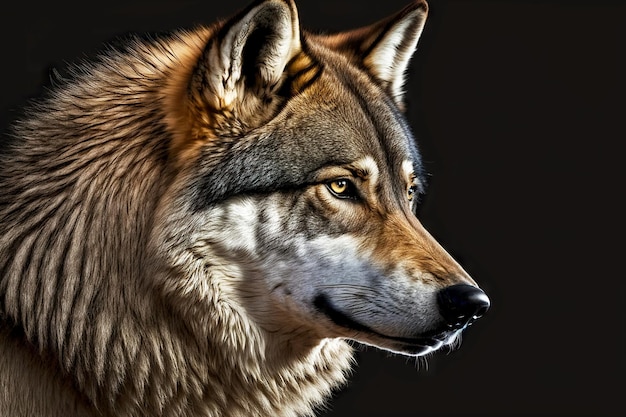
[153,0,489,358]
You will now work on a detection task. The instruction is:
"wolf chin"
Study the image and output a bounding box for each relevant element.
[0,0,490,416]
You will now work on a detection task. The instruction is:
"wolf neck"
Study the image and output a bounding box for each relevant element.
[70,291,353,417]
[2,231,351,417]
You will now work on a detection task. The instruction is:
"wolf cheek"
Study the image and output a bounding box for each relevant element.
[244,192,489,358]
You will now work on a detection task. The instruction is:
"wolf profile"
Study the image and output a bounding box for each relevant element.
[0,0,489,416]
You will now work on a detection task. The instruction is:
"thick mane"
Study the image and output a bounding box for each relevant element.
[0,32,185,414]
[0,32,176,352]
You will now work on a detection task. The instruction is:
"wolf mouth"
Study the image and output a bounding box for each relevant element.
[313,294,454,354]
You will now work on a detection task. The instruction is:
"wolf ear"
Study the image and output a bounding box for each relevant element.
[193,0,301,113]
[319,0,428,107]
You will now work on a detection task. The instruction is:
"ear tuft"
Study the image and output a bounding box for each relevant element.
[365,1,428,104]
[316,0,428,107]
[194,0,301,112]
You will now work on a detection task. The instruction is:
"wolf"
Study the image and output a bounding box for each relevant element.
[0,0,490,416]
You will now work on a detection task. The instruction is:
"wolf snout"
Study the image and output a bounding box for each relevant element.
[436,284,490,330]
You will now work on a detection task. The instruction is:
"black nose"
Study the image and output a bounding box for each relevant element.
[437,284,490,330]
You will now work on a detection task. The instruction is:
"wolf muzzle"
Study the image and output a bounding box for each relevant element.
[437,284,490,331]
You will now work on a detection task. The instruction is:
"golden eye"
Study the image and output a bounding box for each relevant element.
[408,185,418,201]
[326,179,356,199]
[330,180,348,194]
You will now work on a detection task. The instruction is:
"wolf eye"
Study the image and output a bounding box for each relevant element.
[408,185,418,201]
[330,180,348,194]
[326,179,357,199]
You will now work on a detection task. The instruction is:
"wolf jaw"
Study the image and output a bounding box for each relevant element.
[0,0,489,416]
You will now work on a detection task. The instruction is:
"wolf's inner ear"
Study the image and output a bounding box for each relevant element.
[319,0,428,108]
[195,0,301,111]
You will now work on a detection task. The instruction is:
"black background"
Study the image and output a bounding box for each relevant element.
[1,1,623,416]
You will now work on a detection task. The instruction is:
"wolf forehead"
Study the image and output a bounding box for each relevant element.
[192,61,425,208]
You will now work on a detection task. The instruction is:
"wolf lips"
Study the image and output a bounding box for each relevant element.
[313,293,469,354]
